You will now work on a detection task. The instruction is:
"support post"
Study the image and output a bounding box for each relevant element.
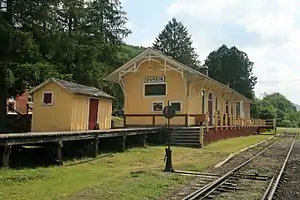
[56,141,63,165]
[200,127,204,147]
[214,112,218,130]
[121,135,126,152]
[141,133,147,147]
[225,114,228,130]
[164,127,174,172]
[220,113,224,130]
[1,145,11,168]
[93,135,99,158]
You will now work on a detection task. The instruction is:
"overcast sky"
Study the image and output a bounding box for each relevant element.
[122,0,300,104]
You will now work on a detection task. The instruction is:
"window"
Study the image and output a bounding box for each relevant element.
[201,91,205,114]
[215,96,218,111]
[144,83,166,96]
[28,95,34,103]
[7,102,16,113]
[42,91,53,105]
[170,101,182,112]
[152,101,163,112]
[236,102,241,118]
[225,100,229,113]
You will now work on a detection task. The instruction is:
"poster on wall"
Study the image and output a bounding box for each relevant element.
[153,102,163,111]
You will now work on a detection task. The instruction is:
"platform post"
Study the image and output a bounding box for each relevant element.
[162,104,175,173]
[121,135,126,152]
[1,145,11,168]
[56,141,63,165]
[141,133,147,147]
[93,135,99,158]
[273,118,277,135]
[164,127,174,172]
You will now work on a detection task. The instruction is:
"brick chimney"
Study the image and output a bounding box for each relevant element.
[15,89,30,114]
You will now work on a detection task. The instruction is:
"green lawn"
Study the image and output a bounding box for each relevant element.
[112,116,124,127]
[0,135,270,200]
[276,127,300,134]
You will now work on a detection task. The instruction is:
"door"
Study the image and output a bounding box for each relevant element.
[208,93,213,126]
[226,100,230,126]
[88,98,99,130]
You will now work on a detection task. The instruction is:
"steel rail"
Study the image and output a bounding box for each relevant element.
[263,134,298,200]
[182,137,282,200]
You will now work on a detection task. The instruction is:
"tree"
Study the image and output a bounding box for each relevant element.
[153,18,200,70]
[0,0,136,132]
[204,45,257,99]
[251,92,300,127]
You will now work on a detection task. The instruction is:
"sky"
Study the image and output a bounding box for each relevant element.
[122,0,300,104]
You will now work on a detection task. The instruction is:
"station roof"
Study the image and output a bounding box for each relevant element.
[29,78,114,99]
[104,47,253,103]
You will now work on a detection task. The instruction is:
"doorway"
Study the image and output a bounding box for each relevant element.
[88,98,99,130]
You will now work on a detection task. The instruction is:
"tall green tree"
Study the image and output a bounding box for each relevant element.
[0,0,133,131]
[153,17,200,69]
[204,45,257,99]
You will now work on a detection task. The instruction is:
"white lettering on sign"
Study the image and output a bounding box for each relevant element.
[144,76,165,83]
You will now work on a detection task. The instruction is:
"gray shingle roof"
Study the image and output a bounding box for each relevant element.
[53,78,114,99]
[29,78,114,99]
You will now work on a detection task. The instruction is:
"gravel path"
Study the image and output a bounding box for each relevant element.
[275,138,300,200]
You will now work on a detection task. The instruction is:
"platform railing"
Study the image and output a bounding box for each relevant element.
[124,112,273,129]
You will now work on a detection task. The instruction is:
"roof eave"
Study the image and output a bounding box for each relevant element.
[104,48,152,81]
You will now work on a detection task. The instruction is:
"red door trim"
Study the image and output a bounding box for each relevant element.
[88,98,99,130]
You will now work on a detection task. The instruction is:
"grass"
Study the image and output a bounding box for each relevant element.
[112,116,124,127]
[276,127,300,134]
[0,135,271,200]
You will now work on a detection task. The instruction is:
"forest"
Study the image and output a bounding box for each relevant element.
[0,0,299,128]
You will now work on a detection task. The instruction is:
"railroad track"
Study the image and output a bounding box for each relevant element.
[261,134,298,200]
[180,133,297,200]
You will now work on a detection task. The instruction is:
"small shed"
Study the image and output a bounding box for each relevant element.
[29,78,114,132]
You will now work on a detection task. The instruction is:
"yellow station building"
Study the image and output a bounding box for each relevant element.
[105,48,254,127]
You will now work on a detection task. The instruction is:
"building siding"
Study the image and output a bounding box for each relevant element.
[71,95,89,131]
[98,98,112,129]
[123,59,187,126]
[31,82,73,132]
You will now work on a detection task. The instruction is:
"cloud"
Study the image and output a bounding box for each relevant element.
[167,0,300,103]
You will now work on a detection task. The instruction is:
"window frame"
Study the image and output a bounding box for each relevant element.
[169,101,182,112]
[152,101,164,112]
[235,101,241,118]
[42,91,54,106]
[7,99,17,114]
[143,82,167,97]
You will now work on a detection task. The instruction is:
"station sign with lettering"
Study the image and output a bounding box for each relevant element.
[144,76,165,83]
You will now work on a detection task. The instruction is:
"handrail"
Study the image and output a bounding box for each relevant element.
[6,103,31,121]
[26,103,33,111]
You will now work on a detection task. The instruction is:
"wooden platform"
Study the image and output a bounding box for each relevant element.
[0,127,162,168]
[0,127,160,145]
[0,125,273,168]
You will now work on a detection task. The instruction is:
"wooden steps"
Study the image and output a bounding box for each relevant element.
[169,127,202,148]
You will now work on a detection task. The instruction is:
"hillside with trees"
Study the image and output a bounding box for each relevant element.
[0,0,143,131]
[252,93,300,127]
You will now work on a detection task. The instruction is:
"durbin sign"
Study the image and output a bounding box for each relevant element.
[144,76,165,83]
